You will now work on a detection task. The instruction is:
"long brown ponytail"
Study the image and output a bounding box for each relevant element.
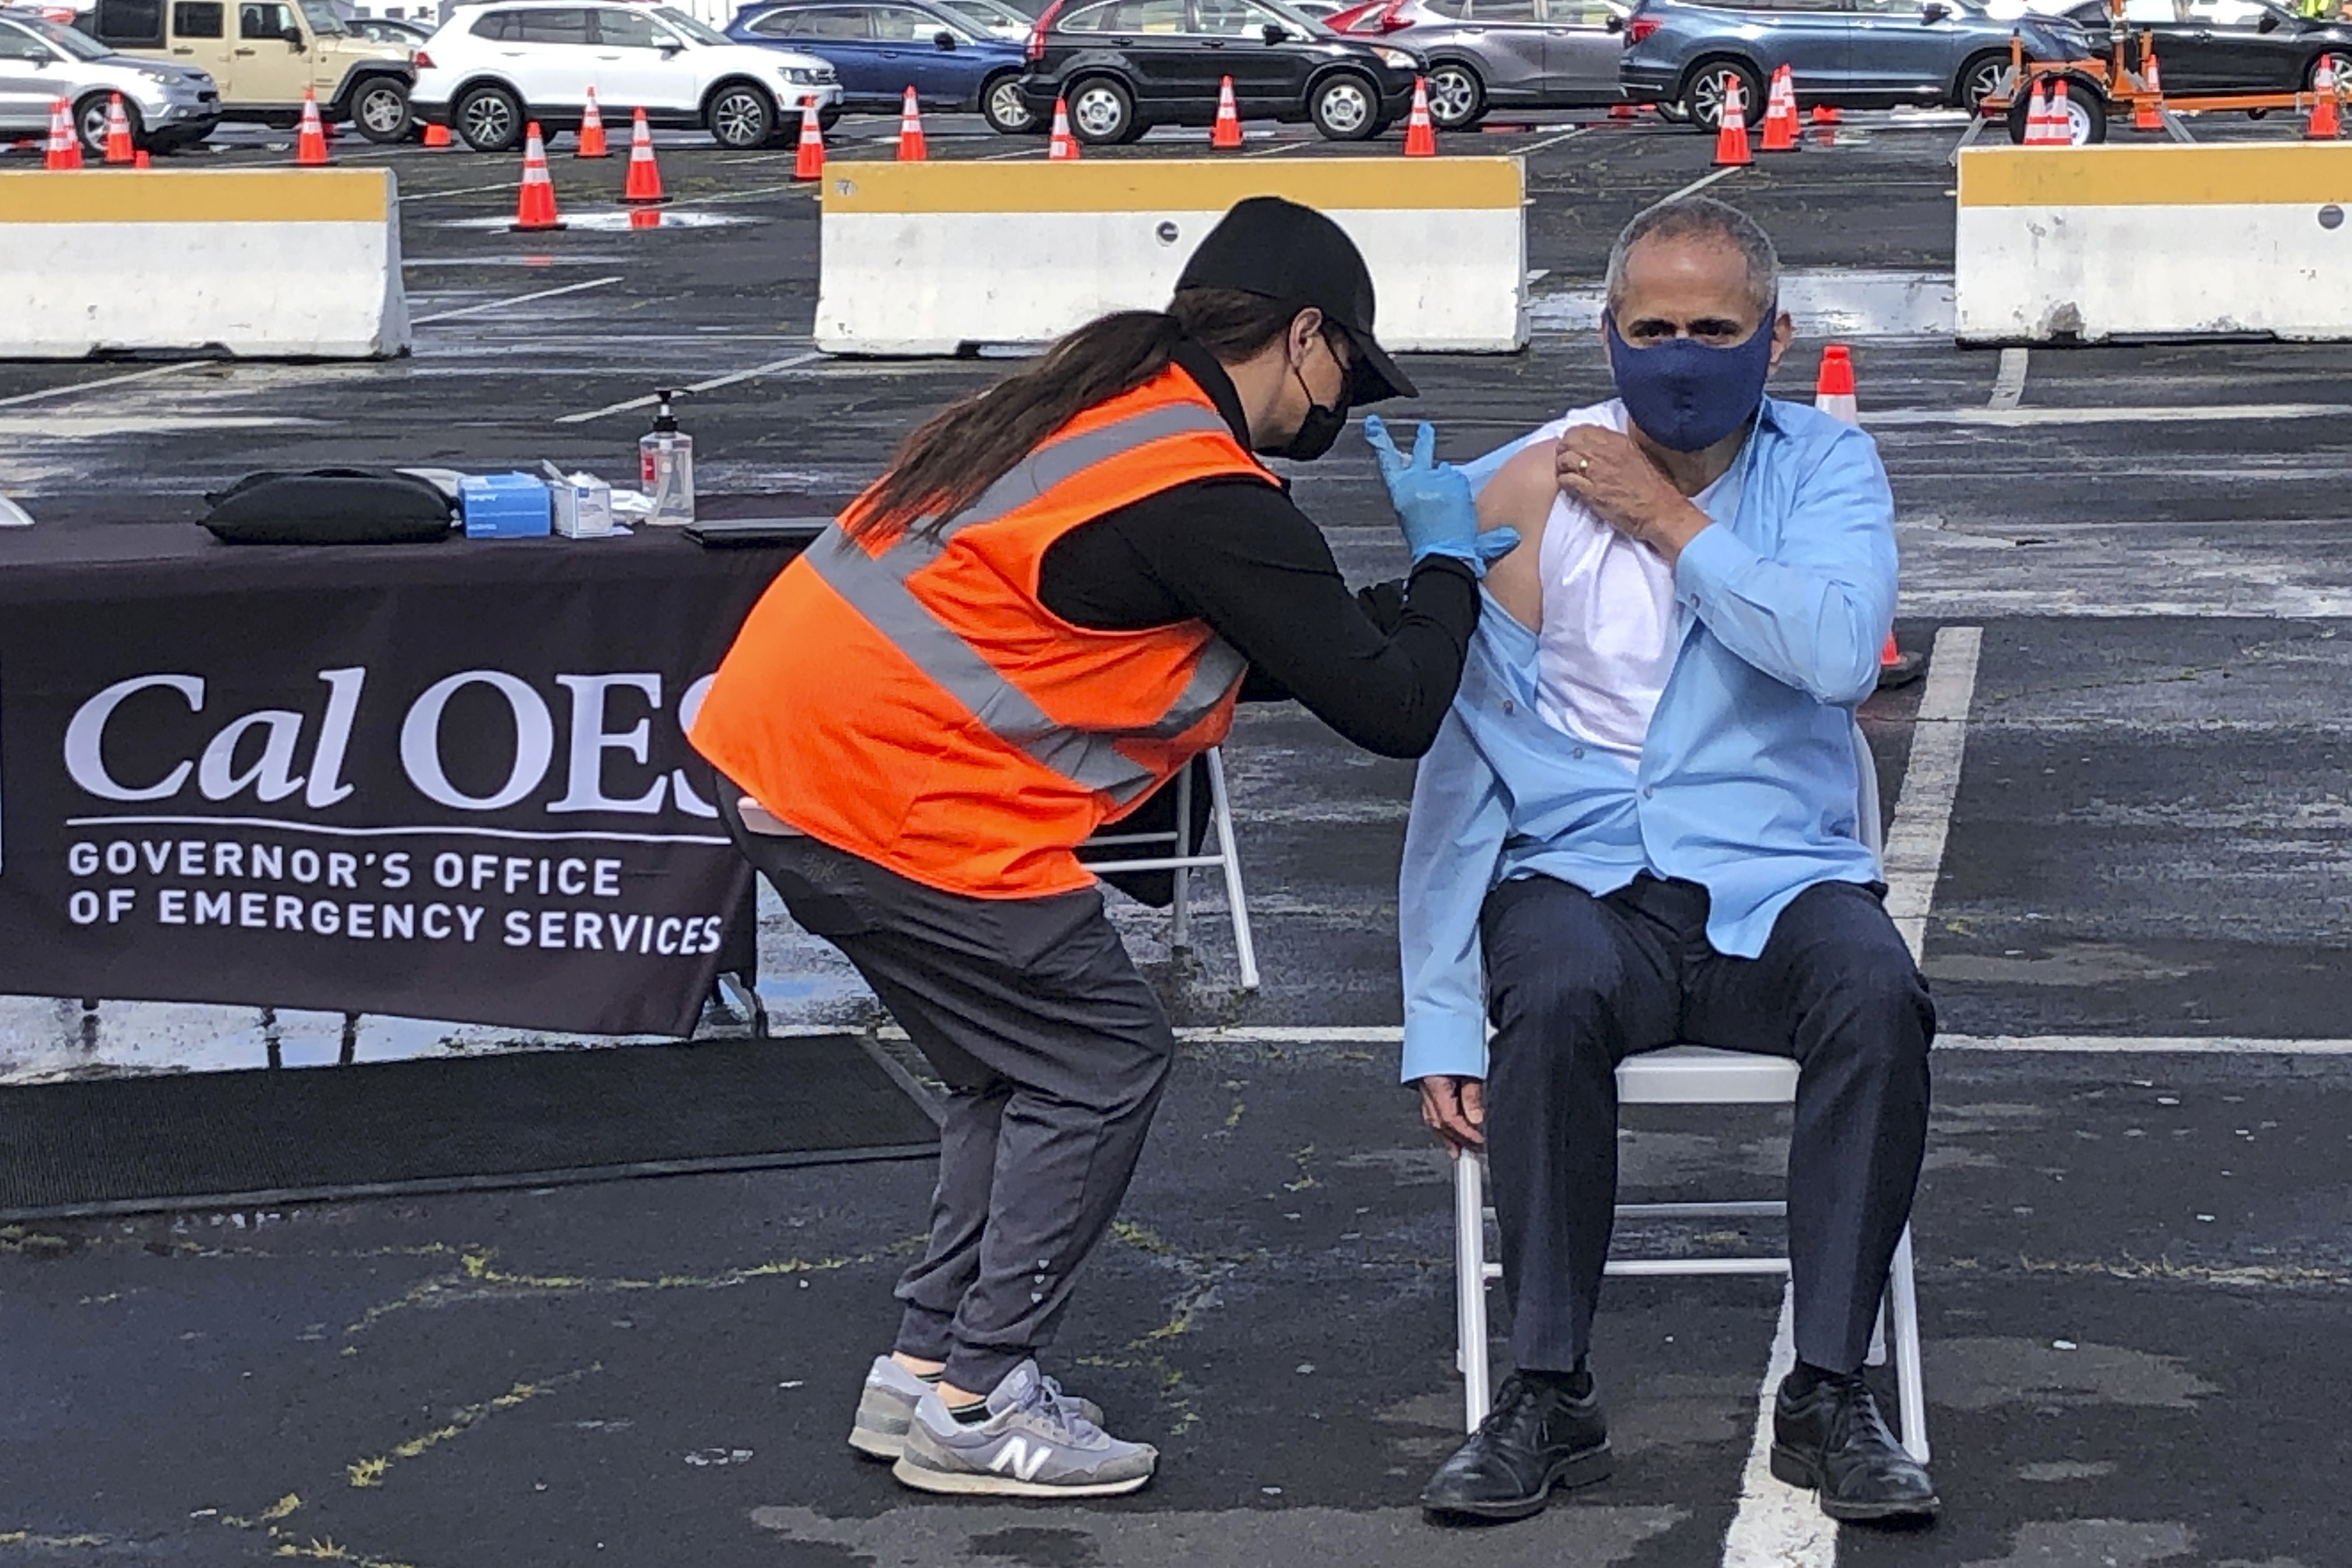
[843,288,1303,544]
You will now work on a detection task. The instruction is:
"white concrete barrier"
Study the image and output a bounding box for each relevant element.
[0,170,408,360]
[816,159,1526,355]
[1955,145,2352,344]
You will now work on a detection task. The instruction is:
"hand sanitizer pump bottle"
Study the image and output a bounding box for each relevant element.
[639,388,696,526]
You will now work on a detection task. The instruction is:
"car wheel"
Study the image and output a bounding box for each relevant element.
[1310,71,1380,140]
[351,78,412,143]
[454,83,524,152]
[981,69,1036,134]
[1424,61,1486,131]
[819,106,842,132]
[2003,76,2105,144]
[708,82,776,149]
[73,92,135,157]
[2310,49,2352,92]
[1955,52,2010,112]
[1067,76,1135,145]
[1683,58,1761,133]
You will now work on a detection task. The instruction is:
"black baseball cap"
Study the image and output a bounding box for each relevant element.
[1173,196,1416,404]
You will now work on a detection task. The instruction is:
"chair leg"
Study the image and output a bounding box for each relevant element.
[1170,762,1192,954]
[1867,1299,1889,1367]
[1454,1152,1492,1433]
[1888,1224,1930,1465]
[1205,747,1259,991]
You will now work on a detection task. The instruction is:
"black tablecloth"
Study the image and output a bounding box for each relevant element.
[0,513,818,1036]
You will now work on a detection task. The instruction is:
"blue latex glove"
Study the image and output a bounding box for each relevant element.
[1363,415,1520,576]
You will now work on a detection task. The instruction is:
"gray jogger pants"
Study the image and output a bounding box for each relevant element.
[724,805,1174,1395]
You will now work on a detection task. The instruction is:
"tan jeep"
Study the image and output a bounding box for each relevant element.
[84,0,414,139]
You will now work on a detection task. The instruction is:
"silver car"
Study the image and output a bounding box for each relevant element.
[0,8,220,152]
[1376,0,1629,128]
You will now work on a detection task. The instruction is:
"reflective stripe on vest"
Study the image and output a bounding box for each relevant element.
[810,399,1254,804]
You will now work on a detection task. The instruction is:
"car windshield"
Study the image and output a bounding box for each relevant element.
[18,13,114,55]
[652,5,731,42]
[298,0,348,33]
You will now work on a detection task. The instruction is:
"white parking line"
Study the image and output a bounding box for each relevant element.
[1988,346,2028,410]
[411,275,622,325]
[1514,125,1592,157]
[1882,625,1982,961]
[1721,1286,1837,1568]
[0,363,195,410]
[1660,163,1744,205]
[1868,402,2352,428]
[556,351,823,423]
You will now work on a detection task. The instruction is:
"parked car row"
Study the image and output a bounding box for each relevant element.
[15,0,2342,153]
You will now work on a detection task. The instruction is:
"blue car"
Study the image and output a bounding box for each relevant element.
[1620,0,2091,130]
[729,0,1038,128]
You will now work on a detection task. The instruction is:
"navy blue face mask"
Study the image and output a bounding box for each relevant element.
[1604,309,1777,453]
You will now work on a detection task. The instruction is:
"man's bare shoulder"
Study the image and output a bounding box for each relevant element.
[1478,441,1561,534]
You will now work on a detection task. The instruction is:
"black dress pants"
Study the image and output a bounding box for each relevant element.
[1480,873,1934,1376]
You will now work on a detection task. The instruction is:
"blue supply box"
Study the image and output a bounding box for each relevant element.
[459,473,552,540]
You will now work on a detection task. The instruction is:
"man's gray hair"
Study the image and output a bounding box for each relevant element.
[1602,197,1781,318]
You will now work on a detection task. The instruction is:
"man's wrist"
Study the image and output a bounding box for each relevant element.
[1646,498,1712,562]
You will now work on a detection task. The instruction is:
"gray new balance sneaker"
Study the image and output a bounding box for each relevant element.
[849,1354,1105,1462]
[891,1360,1156,1497]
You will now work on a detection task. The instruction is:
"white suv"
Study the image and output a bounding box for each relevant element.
[412,0,841,151]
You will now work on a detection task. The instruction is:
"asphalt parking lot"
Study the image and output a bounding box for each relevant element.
[4,107,2351,1568]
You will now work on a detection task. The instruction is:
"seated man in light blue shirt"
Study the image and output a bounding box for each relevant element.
[1404,198,1938,1529]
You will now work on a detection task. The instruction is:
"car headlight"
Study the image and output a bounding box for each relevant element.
[1372,46,1415,69]
[780,64,836,85]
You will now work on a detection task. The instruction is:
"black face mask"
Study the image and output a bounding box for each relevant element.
[1272,360,1349,462]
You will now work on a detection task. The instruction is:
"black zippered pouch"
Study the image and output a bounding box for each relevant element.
[201,469,456,545]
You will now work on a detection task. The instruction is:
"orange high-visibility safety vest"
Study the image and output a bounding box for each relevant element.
[691,365,1278,900]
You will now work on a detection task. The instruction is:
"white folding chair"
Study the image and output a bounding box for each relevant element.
[1082,746,1260,990]
[1451,725,1929,1464]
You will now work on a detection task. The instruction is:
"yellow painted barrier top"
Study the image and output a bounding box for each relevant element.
[0,169,393,223]
[1958,144,2352,207]
[822,158,1524,215]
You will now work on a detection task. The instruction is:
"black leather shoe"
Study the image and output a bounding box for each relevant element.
[1420,1373,1613,1522]
[1770,1372,1940,1524]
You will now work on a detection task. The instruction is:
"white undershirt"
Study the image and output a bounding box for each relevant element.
[1530,400,1735,761]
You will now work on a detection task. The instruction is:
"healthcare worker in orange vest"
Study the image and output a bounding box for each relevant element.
[692,197,1514,1500]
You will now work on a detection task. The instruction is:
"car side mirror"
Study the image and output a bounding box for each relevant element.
[1605,11,1623,28]
[1261,20,1289,40]
[285,26,307,45]
[658,40,684,53]
[2255,9,2279,29]
[1920,1,1951,20]
[933,27,957,46]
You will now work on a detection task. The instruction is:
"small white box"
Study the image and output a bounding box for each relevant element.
[552,475,615,538]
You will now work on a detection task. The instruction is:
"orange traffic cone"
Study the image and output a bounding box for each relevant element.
[1759,64,1796,152]
[2022,79,2053,144]
[792,96,825,180]
[132,149,149,168]
[1814,342,1859,425]
[1049,96,1079,160]
[510,121,564,232]
[578,86,610,157]
[44,98,80,170]
[895,86,927,160]
[1610,100,1636,121]
[2134,50,2163,131]
[621,107,667,203]
[295,87,329,165]
[102,93,134,164]
[2309,58,2340,139]
[421,119,452,148]
[1712,76,1751,166]
[1211,75,1242,149]
[1402,76,1437,156]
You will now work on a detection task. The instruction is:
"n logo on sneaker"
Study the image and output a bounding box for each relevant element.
[988,1437,1052,1483]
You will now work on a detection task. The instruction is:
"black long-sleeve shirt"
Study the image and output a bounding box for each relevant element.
[1034,340,1479,760]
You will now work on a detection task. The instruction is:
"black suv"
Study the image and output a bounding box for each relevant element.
[1017,0,1423,141]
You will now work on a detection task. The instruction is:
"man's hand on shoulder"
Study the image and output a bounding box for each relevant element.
[1418,1074,1486,1157]
[1558,426,1711,565]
